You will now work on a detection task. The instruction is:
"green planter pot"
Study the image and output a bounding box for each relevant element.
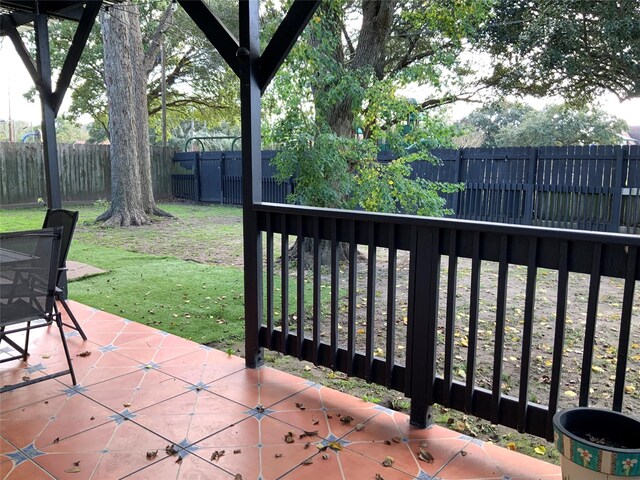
[553,407,640,479]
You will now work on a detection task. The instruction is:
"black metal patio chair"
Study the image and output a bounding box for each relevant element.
[0,227,77,393]
[43,208,87,340]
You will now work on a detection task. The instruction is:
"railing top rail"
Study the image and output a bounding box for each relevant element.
[255,202,640,245]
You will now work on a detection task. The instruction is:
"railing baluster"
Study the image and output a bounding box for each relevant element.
[613,246,637,411]
[465,231,481,413]
[280,213,289,354]
[347,221,357,375]
[330,218,339,369]
[296,216,305,360]
[443,230,458,405]
[366,222,376,381]
[266,213,274,345]
[491,234,509,424]
[518,237,538,432]
[579,243,602,406]
[312,217,321,364]
[547,240,569,440]
[385,224,397,388]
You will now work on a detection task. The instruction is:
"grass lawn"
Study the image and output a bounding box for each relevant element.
[0,202,246,345]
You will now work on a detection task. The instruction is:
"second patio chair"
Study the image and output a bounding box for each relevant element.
[43,208,87,340]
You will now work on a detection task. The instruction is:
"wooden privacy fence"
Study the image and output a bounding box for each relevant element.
[172,145,640,234]
[0,142,175,206]
[416,145,640,234]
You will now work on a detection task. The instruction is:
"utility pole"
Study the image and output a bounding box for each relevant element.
[161,35,167,148]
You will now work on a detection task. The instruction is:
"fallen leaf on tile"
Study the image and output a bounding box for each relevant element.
[506,442,517,451]
[302,458,313,465]
[381,456,394,467]
[76,351,91,357]
[123,403,132,408]
[534,445,546,455]
[256,404,265,413]
[53,437,60,444]
[284,432,295,443]
[233,449,241,454]
[295,402,306,410]
[234,475,243,480]
[460,450,467,457]
[166,444,178,455]
[22,376,30,382]
[275,453,283,458]
[175,457,182,464]
[300,430,318,439]
[327,441,343,452]
[42,354,51,359]
[73,461,80,467]
[375,474,385,480]
[392,437,402,443]
[418,448,434,463]
[64,467,81,473]
[383,440,391,445]
[322,454,330,460]
[340,415,354,424]
[146,450,158,460]
[90,416,95,421]
[211,450,225,461]
[312,418,319,425]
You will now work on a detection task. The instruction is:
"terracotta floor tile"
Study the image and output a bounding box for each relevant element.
[93,449,178,480]
[33,451,103,480]
[2,459,55,479]
[194,416,260,448]
[260,444,325,480]
[266,409,331,441]
[188,447,258,479]
[1,303,565,480]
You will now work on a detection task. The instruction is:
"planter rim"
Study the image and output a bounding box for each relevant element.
[553,407,640,454]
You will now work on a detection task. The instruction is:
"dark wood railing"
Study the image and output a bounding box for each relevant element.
[249,202,640,440]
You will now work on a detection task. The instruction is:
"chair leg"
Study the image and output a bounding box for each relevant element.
[54,314,77,386]
[58,296,87,341]
[23,321,31,361]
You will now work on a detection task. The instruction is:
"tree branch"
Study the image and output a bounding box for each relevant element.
[143,4,175,76]
[342,23,355,57]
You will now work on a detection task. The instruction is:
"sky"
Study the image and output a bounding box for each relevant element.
[1,38,639,128]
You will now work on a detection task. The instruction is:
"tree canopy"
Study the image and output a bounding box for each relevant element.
[478,0,640,102]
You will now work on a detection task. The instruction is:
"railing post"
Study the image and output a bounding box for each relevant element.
[610,146,625,233]
[524,147,538,224]
[406,226,440,427]
[239,0,264,368]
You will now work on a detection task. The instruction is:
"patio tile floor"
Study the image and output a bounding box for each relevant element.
[0,301,561,480]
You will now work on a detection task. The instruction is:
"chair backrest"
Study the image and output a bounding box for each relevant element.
[43,209,79,281]
[0,227,62,326]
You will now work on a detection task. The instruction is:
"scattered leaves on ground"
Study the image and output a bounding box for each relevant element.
[284,432,295,443]
[211,450,225,461]
[340,415,354,424]
[233,449,241,454]
[381,456,394,467]
[355,423,365,431]
[506,442,517,451]
[302,458,313,465]
[77,351,92,357]
[534,446,546,455]
[299,430,318,439]
[275,453,283,458]
[146,450,158,460]
[295,402,305,410]
[418,447,434,463]
[165,444,178,455]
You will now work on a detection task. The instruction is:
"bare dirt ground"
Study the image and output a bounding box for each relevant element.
[95,209,639,462]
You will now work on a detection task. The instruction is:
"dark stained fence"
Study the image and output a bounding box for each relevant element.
[0,143,175,206]
[252,202,640,440]
[175,145,638,234]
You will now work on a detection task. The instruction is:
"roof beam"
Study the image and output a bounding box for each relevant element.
[259,0,321,94]
[177,0,240,77]
[52,0,102,114]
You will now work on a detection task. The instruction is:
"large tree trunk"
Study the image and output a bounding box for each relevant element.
[98,3,170,226]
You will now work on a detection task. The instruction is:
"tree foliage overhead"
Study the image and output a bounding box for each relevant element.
[479,0,640,102]
[41,0,240,141]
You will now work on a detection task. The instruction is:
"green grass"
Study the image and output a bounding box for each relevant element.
[0,202,246,346]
